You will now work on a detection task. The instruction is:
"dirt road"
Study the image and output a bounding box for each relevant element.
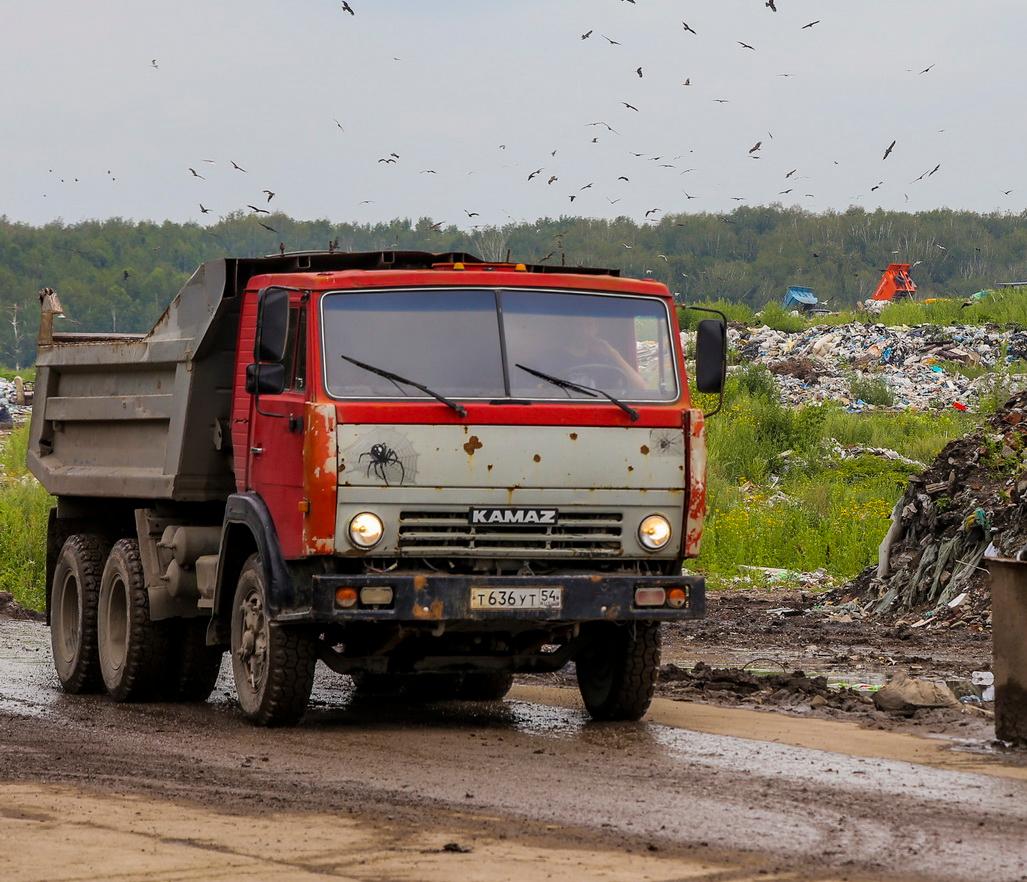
[2,617,1026,882]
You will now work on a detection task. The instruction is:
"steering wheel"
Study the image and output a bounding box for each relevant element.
[565,362,633,389]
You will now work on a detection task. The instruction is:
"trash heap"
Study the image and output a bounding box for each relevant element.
[832,389,1027,630]
[0,376,33,429]
[728,322,1027,411]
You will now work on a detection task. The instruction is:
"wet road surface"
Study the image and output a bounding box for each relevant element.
[2,618,1026,882]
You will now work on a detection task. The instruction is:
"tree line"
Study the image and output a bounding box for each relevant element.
[2,206,1026,367]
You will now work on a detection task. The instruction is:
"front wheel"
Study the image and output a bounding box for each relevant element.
[230,555,316,726]
[575,622,661,722]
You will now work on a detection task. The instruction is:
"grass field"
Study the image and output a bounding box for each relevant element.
[691,367,973,588]
[0,426,51,612]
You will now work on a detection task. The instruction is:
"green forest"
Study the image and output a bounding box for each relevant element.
[2,206,1026,368]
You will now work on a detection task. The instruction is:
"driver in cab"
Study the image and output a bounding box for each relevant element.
[556,315,647,393]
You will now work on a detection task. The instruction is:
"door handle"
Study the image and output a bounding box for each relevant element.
[251,446,264,455]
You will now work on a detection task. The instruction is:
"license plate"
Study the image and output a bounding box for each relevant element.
[469,587,563,611]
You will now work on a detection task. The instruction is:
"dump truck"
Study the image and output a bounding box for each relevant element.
[28,251,725,725]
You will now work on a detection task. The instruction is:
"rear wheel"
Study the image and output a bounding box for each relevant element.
[231,555,316,726]
[50,534,108,694]
[167,619,224,703]
[575,622,661,721]
[97,539,172,702]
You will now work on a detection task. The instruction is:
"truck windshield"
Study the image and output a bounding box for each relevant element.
[321,288,677,402]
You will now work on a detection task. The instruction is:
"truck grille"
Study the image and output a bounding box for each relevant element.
[397,510,624,556]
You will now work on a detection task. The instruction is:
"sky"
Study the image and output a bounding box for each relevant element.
[1,0,1025,230]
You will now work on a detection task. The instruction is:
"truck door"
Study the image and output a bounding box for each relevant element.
[247,298,307,558]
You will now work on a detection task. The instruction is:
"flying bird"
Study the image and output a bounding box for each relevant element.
[580,182,594,190]
[882,140,896,160]
[617,175,630,182]
[587,121,618,133]
[1002,189,1014,196]
[682,22,697,35]
[464,210,480,217]
[738,41,756,50]
[748,141,762,153]
[636,66,643,78]
[871,182,884,191]
[247,204,270,214]
[581,29,592,40]
[713,98,730,103]
[199,204,211,214]
[801,20,820,29]
[779,189,793,195]
[420,169,437,174]
[528,168,543,181]
[766,0,777,10]
[682,78,691,86]
[683,192,697,200]
[920,63,935,74]
[547,175,558,185]
[644,208,661,218]
[928,163,941,176]
[785,169,797,178]
[263,189,275,202]
[258,222,277,233]
[188,168,205,179]
[150,59,159,69]
[622,102,639,111]
[231,160,247,172]
[378,157,397,164]
[601,34,621,45]
[341,1,355,14]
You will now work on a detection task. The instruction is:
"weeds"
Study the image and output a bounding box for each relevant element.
[695,373,973,587]
[847,373,895,407]
[0,425,51,612]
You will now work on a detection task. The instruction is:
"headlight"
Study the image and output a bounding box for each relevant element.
[348,512,384,549]
[638,514,672,551]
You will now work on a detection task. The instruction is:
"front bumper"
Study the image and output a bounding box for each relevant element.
[280,573,705,624]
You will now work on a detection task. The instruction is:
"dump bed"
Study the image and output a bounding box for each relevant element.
[28,260,242,501]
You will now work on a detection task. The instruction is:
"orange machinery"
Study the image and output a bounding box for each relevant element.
[871,263,917,301]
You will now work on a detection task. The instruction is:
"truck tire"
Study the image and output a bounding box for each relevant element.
[575,622,661,722]
[98,539,173,702]
[50,534,108,694]
[167,619,224,703]
[231,554,316,726]
[457,672,514,701]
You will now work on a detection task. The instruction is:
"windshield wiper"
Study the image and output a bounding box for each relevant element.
[341,355,467,417]
[515,363,639,422]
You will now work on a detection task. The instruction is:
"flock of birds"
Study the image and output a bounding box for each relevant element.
[35,1,1017,253]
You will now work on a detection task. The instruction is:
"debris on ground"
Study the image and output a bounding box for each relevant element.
[727,322,1027,411]
[828,390,1027,631]
[658,661,871,713]
[872,671,961,714]
[0,592,44,622]
[0,377,32,427]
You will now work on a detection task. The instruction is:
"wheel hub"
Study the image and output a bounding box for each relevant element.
[237,589,268,692]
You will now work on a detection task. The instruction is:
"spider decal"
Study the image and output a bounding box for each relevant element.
[359,443,405,485]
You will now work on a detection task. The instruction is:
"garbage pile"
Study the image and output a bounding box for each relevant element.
[831,389,1027,630]
[729,322,1027,411]
[0,376,33,429]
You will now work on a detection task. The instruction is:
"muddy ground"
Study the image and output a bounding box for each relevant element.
[2,593,1026,882]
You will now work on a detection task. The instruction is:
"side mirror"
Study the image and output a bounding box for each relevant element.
[254,287,290,363]
[245,363,286,395]
[695,318,727,394]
